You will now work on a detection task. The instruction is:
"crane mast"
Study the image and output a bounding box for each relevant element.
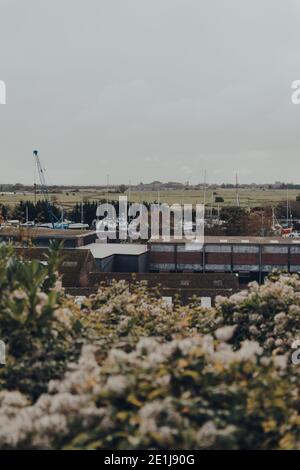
[33,150,59,229]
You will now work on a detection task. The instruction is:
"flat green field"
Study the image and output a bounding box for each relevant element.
[0,188,299,210]
[121,188,300,208]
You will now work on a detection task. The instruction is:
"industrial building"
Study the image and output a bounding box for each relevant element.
[148,236,300,283]
[79,243,149,272]
[6,232,300,305]
[11,243,237,305]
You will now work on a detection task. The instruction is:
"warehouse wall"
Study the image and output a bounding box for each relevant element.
[88,272,239,305]
[148,241,300,279]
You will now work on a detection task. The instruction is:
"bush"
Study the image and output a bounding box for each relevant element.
[214,273,300,354]
[0,337,299,450]
[0,245,300,449]
[0,243,83,399]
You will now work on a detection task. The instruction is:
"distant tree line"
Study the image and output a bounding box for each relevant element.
[1,200,61,223]
[0,199,148,226]
[2,196,300,235]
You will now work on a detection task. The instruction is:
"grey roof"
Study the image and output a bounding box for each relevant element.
[79,243,148,259]
[149,236,300,245]
[0,227,97,239]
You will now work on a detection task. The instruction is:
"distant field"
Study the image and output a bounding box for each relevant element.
[121,188,300,208]
[0,188,299,210]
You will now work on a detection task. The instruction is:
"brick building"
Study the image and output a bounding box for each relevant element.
[148,236,300,284]
[86,271,239,306]
[14,247,97,288]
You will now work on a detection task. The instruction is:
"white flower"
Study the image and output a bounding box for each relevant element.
[197,421,218,448]
[229,291,248,304]
[53,308,72,329]
[105,375,128,396]
[274,312,287,324]
[0,391,28,408]
[249,325,259,336]
[273,355,288,370]
[249,314,262,324]
[136,338,159,354]
[237,341,262,361]
[265,338,275,348]
[215,325,237,342]
[201,335,214,355]
[34,413,67,435]
[12,289,27,300]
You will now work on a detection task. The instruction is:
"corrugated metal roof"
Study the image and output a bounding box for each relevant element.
[79,243,148,259]
[149,236,300,245]
[0,227,96,239]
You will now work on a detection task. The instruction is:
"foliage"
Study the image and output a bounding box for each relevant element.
[0,338,299,450]
[0,247,300,449]
[220,207,263,236]
[276,200,300,219]
[214,273,300,354]
[0,243,83,399]
[11,200,61,224]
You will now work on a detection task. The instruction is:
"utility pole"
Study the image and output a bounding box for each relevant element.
[106,174,109,210]
[81,197,84,225]
[287,188,289,228]
[203,168,207,220]
[128,179,131,203]
[203,169,207,206]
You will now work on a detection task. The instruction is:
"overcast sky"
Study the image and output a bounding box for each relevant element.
[0,0,300,185]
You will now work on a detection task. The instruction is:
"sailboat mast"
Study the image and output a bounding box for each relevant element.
[235,173,240,207]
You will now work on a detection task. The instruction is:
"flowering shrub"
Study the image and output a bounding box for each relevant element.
[214,273,300,354]
[0,243,83,399]
[0,337,299,450]
[0,245,300,450]
[79,281,186,358]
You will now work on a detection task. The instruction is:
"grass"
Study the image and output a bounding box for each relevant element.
[0,188,299,211]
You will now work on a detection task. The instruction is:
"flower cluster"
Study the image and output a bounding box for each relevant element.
[214,273,300,354]
[0,334,298,450]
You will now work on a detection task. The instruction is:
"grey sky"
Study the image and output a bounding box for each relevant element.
[0,0,300,185]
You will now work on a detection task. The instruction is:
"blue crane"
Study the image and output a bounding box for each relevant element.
[33,150,68,229]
